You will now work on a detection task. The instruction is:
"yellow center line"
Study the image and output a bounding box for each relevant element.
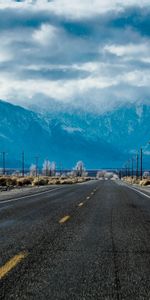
[78,202,84,207]
[0,252,27,280]
[59,215,70,224]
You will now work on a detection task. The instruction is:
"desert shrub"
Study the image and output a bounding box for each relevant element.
[144,180,150,186]
[6,177,17,186]
[61,179,73,184]
[85,177,91,181]
[17,180,23,187]
[77,178,85,183]
[72,178,78,183]
[48,179,61,185]
[25,176,34,182]
[140,179,150,186]
[0,177,7,186]
[23,178,32,185]
[132,178,138,184]
[16,177,32,186]
[32,178,48,186]
[0,176,33,187]
[123,177,140,185]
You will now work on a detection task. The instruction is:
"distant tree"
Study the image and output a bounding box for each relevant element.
[51,162,56,176]
[74,161,85,177]
[30,164,36,176]
[42,160,51,176]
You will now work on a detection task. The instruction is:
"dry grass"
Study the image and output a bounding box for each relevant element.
[0,175,90,189]
[123,177,140,184]
[0,176,17,187]
[123,176,150,186]
[140,179,150,186]
[32,178,49,186]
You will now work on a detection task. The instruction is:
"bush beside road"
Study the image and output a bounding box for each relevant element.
[0,176,91,191]
[123,176,150,186]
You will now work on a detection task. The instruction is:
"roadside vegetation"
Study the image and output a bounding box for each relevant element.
[123,176,150,186]
[0,160,91,191]
[0,175,91,190]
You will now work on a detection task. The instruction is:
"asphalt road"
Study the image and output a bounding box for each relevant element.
[1,180,150,299]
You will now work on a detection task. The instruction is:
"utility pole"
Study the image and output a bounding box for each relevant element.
[45,159,49,176]
[22,151,25,177]
[119,169,122,180]
[136,153,139,180]
[132,158,134,179]
[128,159,130,177]
[60,162,62,176]
[122,168,124,178]
[1,152,6,176]
[140,148,143,181]
[125,164,127,177]
[35,156,39,177]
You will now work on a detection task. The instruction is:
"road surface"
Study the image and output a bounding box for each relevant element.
[1,180,150,299]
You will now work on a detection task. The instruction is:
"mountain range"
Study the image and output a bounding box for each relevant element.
[0,99,150,170]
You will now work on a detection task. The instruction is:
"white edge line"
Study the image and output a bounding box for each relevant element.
[126,185,150,199]
[0,187,63,204]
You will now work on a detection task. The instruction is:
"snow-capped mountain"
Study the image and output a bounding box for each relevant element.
[0,99,149,169]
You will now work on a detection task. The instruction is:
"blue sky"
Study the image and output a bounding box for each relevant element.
[0,0,150,113]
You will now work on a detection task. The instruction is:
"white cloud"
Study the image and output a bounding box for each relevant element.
[0,67,150,108]
[0,0,150,19]
[0,0,150,113]
[0,48,12,62]
[123,70,150,87]
[24,61,127,76]
[73,62,103,73]
[0,74,118,102]
[104,43,150,58]
[33,24,58,45]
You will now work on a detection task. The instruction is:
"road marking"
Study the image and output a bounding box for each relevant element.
[0,252,27,280]
[86,196,90,200]
[0,187,63,205]
[59,215,70,224]
[127,186,150,199]
[91,192,94,195]
[78,202,84,207]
